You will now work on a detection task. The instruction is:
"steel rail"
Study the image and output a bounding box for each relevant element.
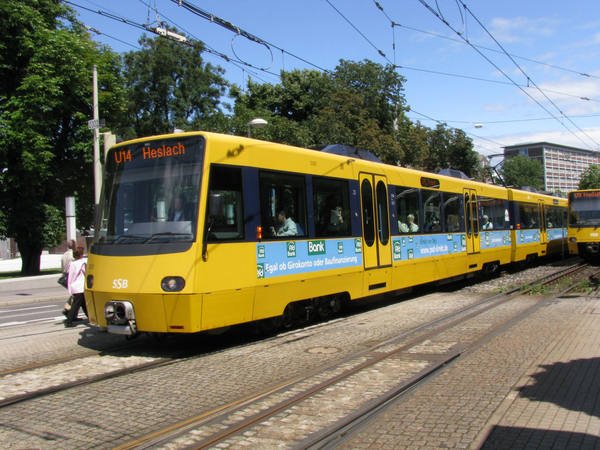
[117,263,591,450]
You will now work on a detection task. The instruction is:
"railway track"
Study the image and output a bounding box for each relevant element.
[101,262,596,450]
[0,263,589,413]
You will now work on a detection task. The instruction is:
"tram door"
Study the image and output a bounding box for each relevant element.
[360,174,392,269]
[464,188,481,254]
[539,201,547,245]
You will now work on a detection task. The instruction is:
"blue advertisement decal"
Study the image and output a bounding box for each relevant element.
[480,230,512,249]
[517,229,541,244]
[547,228,567,241]
[257,238,363,279]
[392,233,466,261]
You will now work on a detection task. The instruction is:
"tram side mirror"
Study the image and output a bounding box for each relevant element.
[209,193,224,219]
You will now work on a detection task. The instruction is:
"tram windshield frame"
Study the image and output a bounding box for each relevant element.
[95,135,205,246]
[569,191,600,228]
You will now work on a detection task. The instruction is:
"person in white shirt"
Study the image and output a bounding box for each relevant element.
[64,247,88,327]
[270,210,298,236]
[61,239,76,274]
[399,214,419,233]
[482,215,493,230]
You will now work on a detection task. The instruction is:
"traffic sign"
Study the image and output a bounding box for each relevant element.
[88,119,105,129]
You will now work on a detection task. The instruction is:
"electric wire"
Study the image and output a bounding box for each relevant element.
[67,1,279,86]
[416,0,599,150]
[459,1,600,149]
[327,0,600,151]
[388,20,598,81]
[169,0,330,73]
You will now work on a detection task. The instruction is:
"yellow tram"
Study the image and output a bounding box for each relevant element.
[84,131,567,337]
[568,189,600,259]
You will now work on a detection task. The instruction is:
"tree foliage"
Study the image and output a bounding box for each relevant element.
[578,164,600,190]
[0,0,125,274]
[498,155,544,190]
[422,124,479,177]
[122,30,229,137]
[231,60,408,164]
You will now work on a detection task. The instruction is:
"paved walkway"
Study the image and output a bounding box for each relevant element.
[0,255,70,306]
[338,294,600,449]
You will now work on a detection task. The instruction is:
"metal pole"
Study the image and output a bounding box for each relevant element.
[93,65,101,205]
[65,197,76,242]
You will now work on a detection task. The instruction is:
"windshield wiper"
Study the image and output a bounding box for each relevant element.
[144,232,192,243]
[112,234,148,244]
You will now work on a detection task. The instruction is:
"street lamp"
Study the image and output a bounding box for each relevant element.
[247,118,268,138]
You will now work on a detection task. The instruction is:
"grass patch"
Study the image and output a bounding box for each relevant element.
[0,268,62,280]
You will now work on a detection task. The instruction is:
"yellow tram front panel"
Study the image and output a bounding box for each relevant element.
[86,248,201,333]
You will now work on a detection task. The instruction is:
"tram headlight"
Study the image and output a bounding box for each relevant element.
[104,303,115,321]
[568,237,577,243]
[161,276,185,292]
[86,274,94,289]
[104,301,135,325]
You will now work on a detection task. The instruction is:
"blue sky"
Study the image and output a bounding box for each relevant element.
[70,0,600,163]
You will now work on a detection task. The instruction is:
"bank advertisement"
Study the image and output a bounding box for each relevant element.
[257,238,363,279]
[391,233,467,261]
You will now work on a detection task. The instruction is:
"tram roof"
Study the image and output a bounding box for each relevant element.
[312,144,384,163]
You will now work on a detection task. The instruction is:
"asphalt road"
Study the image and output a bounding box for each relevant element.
[0,298,79,328]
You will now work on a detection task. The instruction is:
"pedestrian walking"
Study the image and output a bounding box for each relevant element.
[64,247,88,327]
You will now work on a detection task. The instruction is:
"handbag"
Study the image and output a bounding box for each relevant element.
[57,272,68,288]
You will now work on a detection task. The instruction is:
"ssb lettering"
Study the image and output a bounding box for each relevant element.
[113,279,128,289]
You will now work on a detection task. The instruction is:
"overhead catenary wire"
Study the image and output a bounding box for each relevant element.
[326,0,599,152]
[170,0,330,74]
[67,0,280,85]
[415,0,600,150]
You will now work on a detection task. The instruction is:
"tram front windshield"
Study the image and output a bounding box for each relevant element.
[569,191,600,228]
[95,135,204,245]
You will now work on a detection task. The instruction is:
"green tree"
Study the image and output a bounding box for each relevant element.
[498,155,544,190]
[0,0,125,274]
[399,121,429,169]
[332,59,408,138]
[122,30,229,137]
[231,60,409,163]
[578,164,600,189]
[422,124,479,177]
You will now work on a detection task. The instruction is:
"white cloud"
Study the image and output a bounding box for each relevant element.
[488,16,562,44]
[484,104,510,112]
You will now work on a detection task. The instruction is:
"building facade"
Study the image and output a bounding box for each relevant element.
[503,142,600,193]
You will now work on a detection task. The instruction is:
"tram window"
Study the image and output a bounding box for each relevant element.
[518,202,540,229]
[97,135,204,245]
[479,197,507,231]
[423,190,442,233]
[259,171,307,238]
[313,178,351,237]
[443,192,461,232]
[396,187,420,234]
[546,205,565,228]
[206,165,245,241]
[362,179,375,246]
[376,180,390,245]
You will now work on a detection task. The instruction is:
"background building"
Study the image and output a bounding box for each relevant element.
[503,142,600,193]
